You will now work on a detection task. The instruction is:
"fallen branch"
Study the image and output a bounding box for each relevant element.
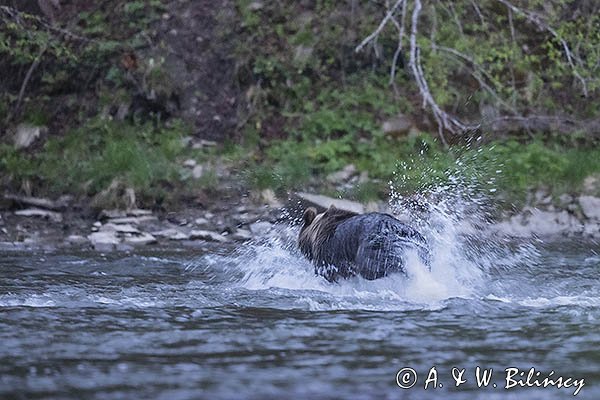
[484,115,600,137]
[4,194,69,211]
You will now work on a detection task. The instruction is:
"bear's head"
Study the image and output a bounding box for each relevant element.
[298,205,357,262]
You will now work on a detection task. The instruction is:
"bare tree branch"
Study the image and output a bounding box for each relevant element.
[10,45,48,124]
[355,0,405,53]
[431,44,518,115]
[389,0,408,85]
[495,0,589,97]
[0,5,93,43]
[408,0,479,139]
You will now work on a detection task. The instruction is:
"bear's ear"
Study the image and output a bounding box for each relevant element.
[303,207,317,225]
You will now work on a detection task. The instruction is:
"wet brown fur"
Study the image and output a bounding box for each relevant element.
[299,206,357,263]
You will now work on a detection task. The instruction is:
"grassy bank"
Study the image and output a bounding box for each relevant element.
[1,1,598,210]
[3,117,599,209]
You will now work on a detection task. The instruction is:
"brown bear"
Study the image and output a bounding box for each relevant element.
[298,205,429,282]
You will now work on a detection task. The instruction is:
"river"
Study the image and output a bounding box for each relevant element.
[1,228,598,399]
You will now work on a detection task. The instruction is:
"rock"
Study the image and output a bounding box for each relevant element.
[66,235,88,244]
[294,45,313,64]
[88,231,120,251]
[231,229,253,241]
[151,228,190,241]
[13,124,45,149]
[100,223,140,234]
[192,165,204,179]
[14,208,62,222]
[189,230,228,243]
[116,243,134,252]
[194,217,210,226]
[558,194,573,205]
[108,216,158,225]
[128,209,153,217]
[493,208,583,237]
[578,196,600,220]
[382,114,413,137]
[247,1,263,11]
[124,233,157,245]
[183,159,197,168]
[326,164,357,183]
[99,209,127,219]
[260,189,283,208]
[193,139,218,149]
[231,213,260,225]
[249,221,273,236]
[582,222,600,238]
[583,176,599,194]
[295,192,365,214]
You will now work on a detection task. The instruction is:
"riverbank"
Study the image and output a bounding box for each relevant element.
[1,183,599,252]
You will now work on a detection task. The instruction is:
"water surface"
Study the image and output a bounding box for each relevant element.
[1,236,598,399]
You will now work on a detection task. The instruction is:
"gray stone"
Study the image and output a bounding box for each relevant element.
[248,1,263,11]
[296,192,365,214]
[294,45,313,64]
[13,124,45,149]
[192,165,204,179]
[127,209,153,217]
[579,196,600,220]
[183,159,197,168]
[152,228,190,241]
[66,235,88,245]
[88,231,120,250]
[108,216,158,225]
[382,114,413,137]
[124,233,157,245]
[558,193,573,205]
[99,209,127,219]
[231,229,253,241]
[14,208,62,223]
[327,164,357,183]
[189,230,228,242]
[582,222,600,238]
[583,176,599,193]
[493,208,583,237]
[249,221,273,236]
[116,243,135,252]
[100,223,140,234]
[194,217,210,226]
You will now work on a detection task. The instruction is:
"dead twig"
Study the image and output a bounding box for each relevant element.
[495,0,588,97]
[10,45,48,124]
[389,0,408,85]
[409,0,479,141]
[355,0,405,53]
[0,5,93,44]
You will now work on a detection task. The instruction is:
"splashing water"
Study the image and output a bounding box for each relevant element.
[190,147,544,311]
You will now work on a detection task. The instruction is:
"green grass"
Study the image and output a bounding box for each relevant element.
[0,118,191,203]
[239,134,600,204]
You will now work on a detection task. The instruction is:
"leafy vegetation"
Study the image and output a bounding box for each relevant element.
[0,118,191,203]
[0,1,598,208]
